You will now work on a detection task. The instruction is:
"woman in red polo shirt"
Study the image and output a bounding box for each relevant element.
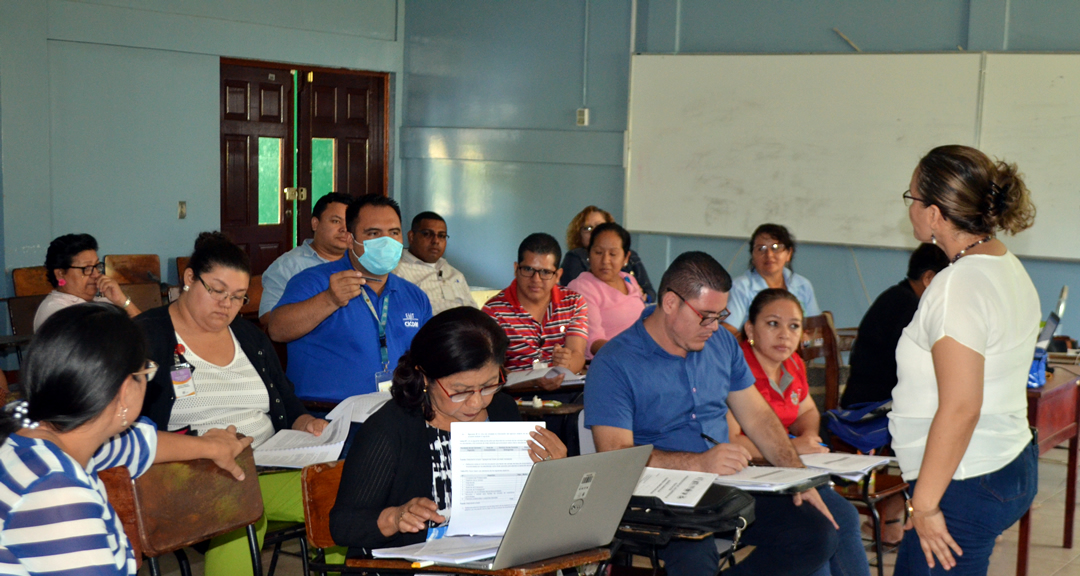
[728,288,827,457]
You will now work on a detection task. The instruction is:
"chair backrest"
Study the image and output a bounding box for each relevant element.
[99,444,263,558]
[239,274,263,320]
[120,283,164,312]
[12,267,51,296]
[301,460,343,550]
[105,254,161,285]
[800,311,842,411]
[176,257,190,281]
[7,295,47,336]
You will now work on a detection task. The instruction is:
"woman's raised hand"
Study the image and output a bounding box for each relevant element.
[527,426,568,462]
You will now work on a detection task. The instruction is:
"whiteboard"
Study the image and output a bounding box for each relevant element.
[626,54,984,252]
[979,54,1080,261]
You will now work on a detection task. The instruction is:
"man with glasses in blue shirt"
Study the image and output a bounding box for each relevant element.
[586,251,843,576]
[483,233,588,391]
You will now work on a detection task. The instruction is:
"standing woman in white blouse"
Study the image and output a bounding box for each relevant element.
[890,145,1039,575]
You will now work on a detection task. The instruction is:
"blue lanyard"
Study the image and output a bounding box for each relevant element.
[360,288,390,367]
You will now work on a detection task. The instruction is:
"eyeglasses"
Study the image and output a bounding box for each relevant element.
[132,359,159,382]
[417,230,449,241]
[669,290,730,326]
[517,265,557,280]
[196,276,250,306]
[754,243,788,255]
[583,225,596,233]
[436,376,505,403]
[903,190,932,207]
[68,262,106,276]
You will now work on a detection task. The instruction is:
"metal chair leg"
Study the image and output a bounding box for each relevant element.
[299,536,309,576]
[147,556,162,576]
[267,542,282,576]
[863,479,885,576]
[174,549,192,576]
[247,524,264,576]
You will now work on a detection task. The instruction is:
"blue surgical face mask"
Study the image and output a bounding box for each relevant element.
[352,236,403,275]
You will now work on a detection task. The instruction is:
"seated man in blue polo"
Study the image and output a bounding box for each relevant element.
[259,192,353,325]
[586,251,859,576]
[268,194,433,402]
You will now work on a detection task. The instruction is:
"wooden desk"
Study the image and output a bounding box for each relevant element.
[517,402,585,418]
[345,547,610,575]
[503,382,584,397]
[1018,363,1080,576]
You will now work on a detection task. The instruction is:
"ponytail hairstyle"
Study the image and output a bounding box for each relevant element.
[740,288,804,341]
[391,307,509,420]
[0,303,145,444]
[915,145,1036,236]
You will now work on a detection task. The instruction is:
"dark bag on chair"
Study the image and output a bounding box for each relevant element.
[824,400,892,453]
[619,483,756,546]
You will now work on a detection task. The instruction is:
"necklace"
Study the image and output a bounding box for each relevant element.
[951,235,993,264]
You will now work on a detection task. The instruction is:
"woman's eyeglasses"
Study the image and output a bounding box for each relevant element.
[436,377,505,403]
[132,359,159,382]
[669,290,730,326]
[197,276,250,306]
[753,243,787,254]
[903,190,932,207]
[68,262,106,276]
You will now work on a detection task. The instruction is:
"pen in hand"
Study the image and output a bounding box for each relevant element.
[701,432,722,446]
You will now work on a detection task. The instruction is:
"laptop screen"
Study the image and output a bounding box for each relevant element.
[1036,311,1060,352]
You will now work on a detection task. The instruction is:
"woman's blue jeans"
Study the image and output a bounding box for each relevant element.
[894,443,1038,575]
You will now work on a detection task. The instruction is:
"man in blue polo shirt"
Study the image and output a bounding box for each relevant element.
[586,251,847,576]
[268,194,433,402]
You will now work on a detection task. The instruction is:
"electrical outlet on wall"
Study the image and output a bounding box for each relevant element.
[577,108,590,126]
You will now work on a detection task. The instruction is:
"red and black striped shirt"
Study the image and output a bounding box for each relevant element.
[483,280,589,371]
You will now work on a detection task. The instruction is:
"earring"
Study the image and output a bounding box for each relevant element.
[57,278,67,287]
[749,339,755,347]
[182,284,189,292]
[119,406,128,428]
[931,234,937,245]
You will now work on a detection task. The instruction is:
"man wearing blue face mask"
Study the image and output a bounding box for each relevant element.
[269,194,433,402]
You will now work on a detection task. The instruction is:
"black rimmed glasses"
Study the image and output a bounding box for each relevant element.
[418,229,449,241]
[436,374,505,403]
[196,276,250,306]
[517,265,557,280]
[132,359,159,382]
[903,190,931,207]
[69,262,106,276]
[669,290,730,326]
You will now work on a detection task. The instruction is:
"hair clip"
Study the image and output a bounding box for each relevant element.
[9,401,38,430]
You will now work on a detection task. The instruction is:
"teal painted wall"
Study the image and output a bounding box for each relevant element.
[402,0,1080,335]
[0,0,404,292]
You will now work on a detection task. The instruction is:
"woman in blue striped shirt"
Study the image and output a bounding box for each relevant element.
[0,303,252,576]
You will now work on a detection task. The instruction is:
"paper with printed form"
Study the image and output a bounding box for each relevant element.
[713,466,828,493]
[504,366,585,388]
[633,467,718,507]
[799,453,893,481]
[253,415,350,468]
[325,392,392,423]
[446,421,544,537]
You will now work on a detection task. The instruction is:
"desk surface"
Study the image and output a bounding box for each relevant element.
[345,547,610,575]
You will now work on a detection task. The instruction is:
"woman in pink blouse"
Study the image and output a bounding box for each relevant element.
[567,222,646,358]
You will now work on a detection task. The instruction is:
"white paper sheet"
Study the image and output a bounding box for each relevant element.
[712,466,827,492]
[504,366,585,388]
[799,453,893,481]
[446,421,542,537]
[371,535,503,564]
[633,467,718,507]
[325,392,392,423]
[253,415,350,468]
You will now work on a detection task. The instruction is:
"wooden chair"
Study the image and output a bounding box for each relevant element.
[176,256,190,281]
[301,460,342,575]
[104,254,162,285]
[800,311,843,411]
[99,444,264,576]
[12,266,51,296]
[120,283,164,312]
[1,294,47,364]
[836,326,858,353]
[832,467,908,576]
[239,275,263,322]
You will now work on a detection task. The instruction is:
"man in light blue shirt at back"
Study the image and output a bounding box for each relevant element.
[259,192,353,324]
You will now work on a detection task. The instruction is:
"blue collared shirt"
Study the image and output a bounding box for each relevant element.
[275,257,433,402]
[259,239,338,317]
[584,309,755,453]
[726,267,821,328]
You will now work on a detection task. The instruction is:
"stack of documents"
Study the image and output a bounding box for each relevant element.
[633,467,718,507]
[253,415,350,468]
[372,536,503,565]
[712,467,828,493]
[799,453,893,481]
[505,366,585,388]
[325,392,392,423]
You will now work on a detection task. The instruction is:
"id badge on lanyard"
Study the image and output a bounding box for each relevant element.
[362,289,391,391]
[171,344,196,398]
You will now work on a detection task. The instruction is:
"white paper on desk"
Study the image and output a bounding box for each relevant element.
[371,535,503,564]
[325,392,391,423]
[713,466,827,492]
[505,366,584,387]
[799,453,893,481]
[253,415,349,468]
[446,421,542,537]
[633,467,718,507]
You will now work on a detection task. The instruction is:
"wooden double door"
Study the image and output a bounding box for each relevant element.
[220,60,388,274]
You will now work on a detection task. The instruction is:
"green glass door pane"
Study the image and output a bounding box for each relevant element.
[258,137,282,225]
[311,138,337,207]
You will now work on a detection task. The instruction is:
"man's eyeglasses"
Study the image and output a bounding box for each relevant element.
[903,190,931,207]
[132,359,159,382]
[517,265,557,280]
[196,276,250,306]
[754,243,788,255]
[669,290,730,326]
[418,230,449,241]
[69,262,106,276]
[436,376,505,403]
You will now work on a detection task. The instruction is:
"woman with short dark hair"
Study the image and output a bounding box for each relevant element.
[330,307,567,557]
[0,303,249,575]
[34,233,141,330]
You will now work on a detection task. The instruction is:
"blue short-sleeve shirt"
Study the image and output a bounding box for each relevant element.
[584,309,755,453]
[726,268,820,328]
[259,239,335,317]
[276,257,433,402]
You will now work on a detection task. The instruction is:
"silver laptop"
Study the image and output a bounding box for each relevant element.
[461,444,653,570]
